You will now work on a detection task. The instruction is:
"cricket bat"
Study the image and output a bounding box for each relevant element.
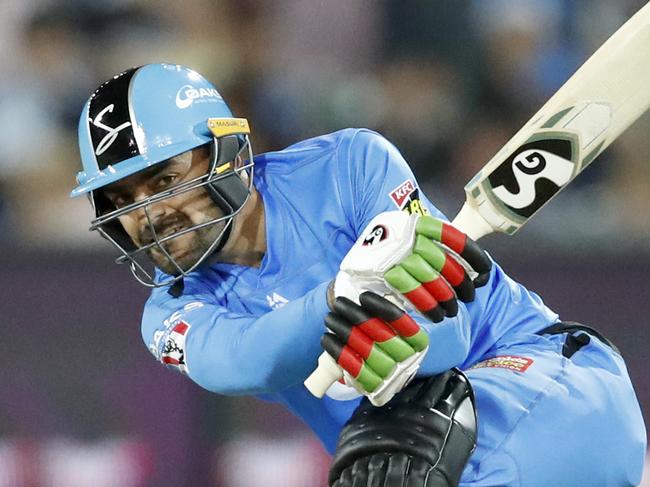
[304,1,650,398]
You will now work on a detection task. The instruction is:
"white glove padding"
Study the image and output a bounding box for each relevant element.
[334,211,420,308]
[341,347,427,407]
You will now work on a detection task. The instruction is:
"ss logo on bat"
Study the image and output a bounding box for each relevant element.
[491,143,575,215]
[515,151,546,175]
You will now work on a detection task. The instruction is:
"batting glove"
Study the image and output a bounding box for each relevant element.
[335,211,492,322]
[321,291,428,407]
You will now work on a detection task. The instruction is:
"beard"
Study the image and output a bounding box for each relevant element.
[140,207,227,276]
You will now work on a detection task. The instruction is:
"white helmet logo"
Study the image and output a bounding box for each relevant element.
[175,84,222,109]
[92,104,132,156]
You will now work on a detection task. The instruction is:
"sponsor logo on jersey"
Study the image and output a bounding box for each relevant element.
[362,224,388,246]
[389,179,429,216]
[182,301,204,312]
[470,355,533,373]
[175,84,223,109]
[161,321,191,375]
[390,179,416,208]
[148,302,203,367]
[150,330,165,358]
[266,292,289,310]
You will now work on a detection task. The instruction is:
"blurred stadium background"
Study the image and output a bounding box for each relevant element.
[0,0,649,485]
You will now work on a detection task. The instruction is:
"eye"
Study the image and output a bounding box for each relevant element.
[104,191,130,209]
[156,174,178,190]
[112,195,132,209]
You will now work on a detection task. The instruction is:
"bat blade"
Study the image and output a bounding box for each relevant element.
[453,1,650,240]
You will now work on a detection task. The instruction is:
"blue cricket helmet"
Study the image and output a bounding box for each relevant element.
[73,63,254,288]
[73,63,234,197]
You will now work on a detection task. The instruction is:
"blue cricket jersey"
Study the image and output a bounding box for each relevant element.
[142,129,559,452]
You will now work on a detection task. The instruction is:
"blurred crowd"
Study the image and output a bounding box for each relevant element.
[0,0,649,251]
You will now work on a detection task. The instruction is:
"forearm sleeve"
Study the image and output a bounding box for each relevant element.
[142,280,331,395]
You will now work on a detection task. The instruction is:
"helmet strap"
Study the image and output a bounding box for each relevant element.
[203,135,250,252]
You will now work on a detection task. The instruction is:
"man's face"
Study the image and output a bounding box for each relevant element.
[102,145,226,275]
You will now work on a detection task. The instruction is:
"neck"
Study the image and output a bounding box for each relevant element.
[217,186,266,267]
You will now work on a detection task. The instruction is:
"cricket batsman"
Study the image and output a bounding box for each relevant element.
[71,64,646,486]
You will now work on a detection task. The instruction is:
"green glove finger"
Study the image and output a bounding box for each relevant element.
[399,254,458,317]
[413,235,446,271]
[325,313,397,377]
[415,215,444,241]
[321,333,383,392]
[333,297,416,362]
[413,235,475,302]
[417,216,492,287]
[384,265,444,323]
[359,291,429,352]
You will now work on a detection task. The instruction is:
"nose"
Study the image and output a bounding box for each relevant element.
[132,187,167,223]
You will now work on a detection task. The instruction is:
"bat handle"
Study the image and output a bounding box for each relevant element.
[451,201,495,241]
[304,352,343,397]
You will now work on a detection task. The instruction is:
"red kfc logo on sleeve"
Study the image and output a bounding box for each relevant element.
[389,179,416,209]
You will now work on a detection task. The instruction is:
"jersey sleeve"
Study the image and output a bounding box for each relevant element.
[337,129,558,374]
[338,129,446,234]
[142,276,331,396]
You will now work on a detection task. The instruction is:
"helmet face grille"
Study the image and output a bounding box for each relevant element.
[88,67,140,169]
[89,134,255,288]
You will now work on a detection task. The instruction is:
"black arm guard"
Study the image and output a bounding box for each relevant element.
[329,369,477,487]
